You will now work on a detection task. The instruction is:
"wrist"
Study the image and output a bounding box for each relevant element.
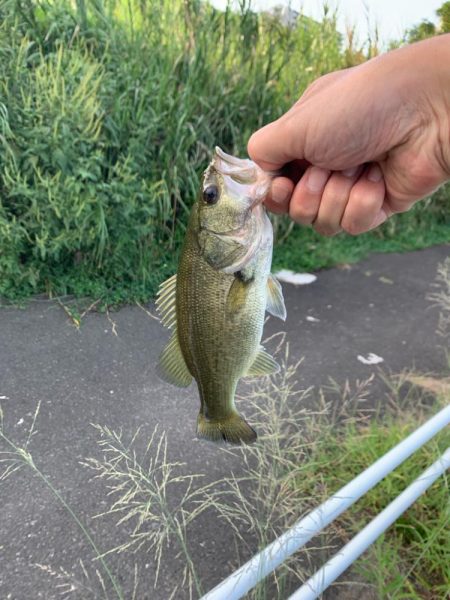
[434,35,450,176]
[412,35,450,177]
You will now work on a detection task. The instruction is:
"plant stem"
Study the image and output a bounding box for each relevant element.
[0,431,124,600]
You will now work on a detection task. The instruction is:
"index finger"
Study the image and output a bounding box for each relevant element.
[264,176,295,214]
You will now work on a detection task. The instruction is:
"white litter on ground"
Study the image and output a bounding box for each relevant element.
[0,395,8,400]
[275,270,317,285]
[306,316,320,322]
[357,353,384,365]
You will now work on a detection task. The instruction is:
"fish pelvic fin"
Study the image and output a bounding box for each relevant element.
[197,412,257,445]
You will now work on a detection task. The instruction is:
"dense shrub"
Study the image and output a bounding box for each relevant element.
[0,1,448,304]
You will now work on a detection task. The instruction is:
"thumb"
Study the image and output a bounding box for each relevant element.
[247,113,306,171]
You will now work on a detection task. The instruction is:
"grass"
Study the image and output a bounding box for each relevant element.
[78,359,450,598]
[1,358,448,598]
[1,259,450,598]
[429,255,450,343]
[0,0,342,305]
[83,424,215,599]
[0,402,124,599]
[302,386,450,598]
[1,0,449,307]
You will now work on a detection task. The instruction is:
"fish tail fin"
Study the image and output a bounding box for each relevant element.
[197,412,257,445]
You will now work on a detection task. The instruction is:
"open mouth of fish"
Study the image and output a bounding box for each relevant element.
[198,147,274,275]
[213,146,272,209]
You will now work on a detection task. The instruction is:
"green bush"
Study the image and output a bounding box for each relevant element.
[0,1,449,305]
[0,0,341,302]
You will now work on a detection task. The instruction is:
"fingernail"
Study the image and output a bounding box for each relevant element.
[306,167,329,192]
[371,209,388,229]
[367,163,383,183]
[342,166,358,178]
[271,185,290,206]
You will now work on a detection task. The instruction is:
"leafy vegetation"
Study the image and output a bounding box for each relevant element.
[404,0,450,42]
[305,387,450,599]
[0,0,449,306]
[0,0,339,304]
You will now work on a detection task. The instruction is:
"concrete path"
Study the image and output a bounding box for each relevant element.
[0,244,448,599]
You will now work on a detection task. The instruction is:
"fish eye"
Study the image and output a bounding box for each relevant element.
[203,185,219,205]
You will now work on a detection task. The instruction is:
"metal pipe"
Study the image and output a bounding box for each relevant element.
[200,404,450,600]
[289,447,450,600]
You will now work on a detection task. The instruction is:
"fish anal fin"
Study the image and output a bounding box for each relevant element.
[157,332,192,387]
[246,347,280,377]
[266,274,286,321]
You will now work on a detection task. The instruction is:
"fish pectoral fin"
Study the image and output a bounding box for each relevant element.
[157,332,192,387]
[266,275,287,321]
[226,275,249,313]
[246,347,280,377]
[156,274,177,329]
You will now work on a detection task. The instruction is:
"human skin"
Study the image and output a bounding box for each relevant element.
[247,34,450,236]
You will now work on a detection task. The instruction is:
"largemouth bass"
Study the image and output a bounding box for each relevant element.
[156,147,286,444]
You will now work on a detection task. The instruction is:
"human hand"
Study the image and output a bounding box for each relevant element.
[248,35,450,236]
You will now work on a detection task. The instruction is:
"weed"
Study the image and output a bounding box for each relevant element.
[429,256,450,340]
[1,363,448,598]
[0,402,124,600]
[1,1,448,306]
[82,424,217,599]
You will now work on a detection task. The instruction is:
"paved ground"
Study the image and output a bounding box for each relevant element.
[0,244,449,600]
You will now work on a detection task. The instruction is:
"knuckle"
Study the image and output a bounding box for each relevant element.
[341,217,362,236]
[247,133,258,159]
[322,189,346,209]
[347,186,384,215]
[314,224,337,237]
[292,213,316,226]
[322,173,353,203]
[290,203,317,224]
[348,187,371,207]
[386,196,415,215]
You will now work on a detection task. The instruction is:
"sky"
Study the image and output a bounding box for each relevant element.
[209,1,444,44]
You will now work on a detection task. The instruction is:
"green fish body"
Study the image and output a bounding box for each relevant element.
[156,148,286,444]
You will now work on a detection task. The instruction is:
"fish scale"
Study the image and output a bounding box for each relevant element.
[156,147,287,444]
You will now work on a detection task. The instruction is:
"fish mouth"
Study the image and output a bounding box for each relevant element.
[211,146,272,208]
[213,147,257,184]
[203,225,248,245]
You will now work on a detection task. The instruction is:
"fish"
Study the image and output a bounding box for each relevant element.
[156,147,286,444]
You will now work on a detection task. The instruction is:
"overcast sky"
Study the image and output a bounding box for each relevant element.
[209,1,443,44]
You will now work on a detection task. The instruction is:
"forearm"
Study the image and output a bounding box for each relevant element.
[427,34,450,177]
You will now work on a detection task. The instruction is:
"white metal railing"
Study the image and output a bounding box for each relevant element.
[200,404,450,600]
[289,447,450,599]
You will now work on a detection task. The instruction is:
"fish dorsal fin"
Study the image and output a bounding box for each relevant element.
[266,275,286,321]
[157,331,192,387]
[156,274,177,329]
[246,347,280,377]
